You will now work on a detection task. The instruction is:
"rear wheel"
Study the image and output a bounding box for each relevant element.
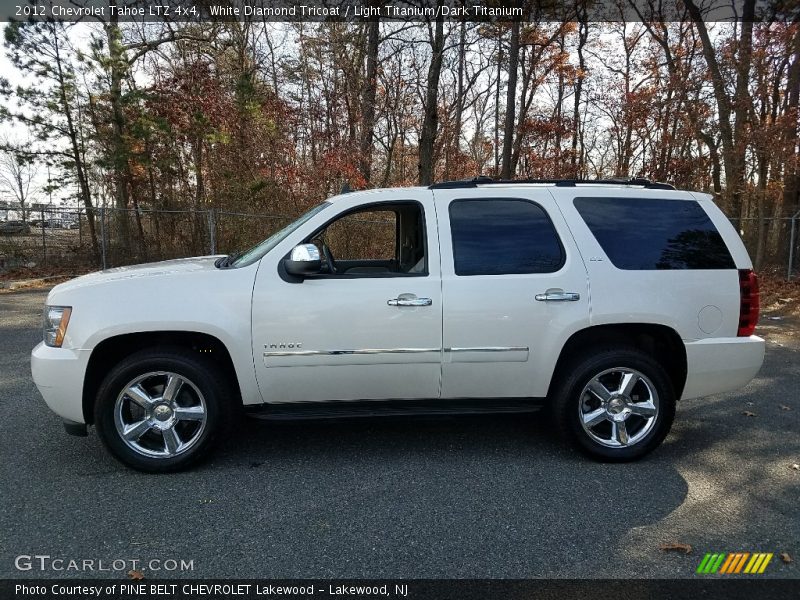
[553,348,675,461]
[95,349,231,472]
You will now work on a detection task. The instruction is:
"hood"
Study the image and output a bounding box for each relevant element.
[51,255,225,295]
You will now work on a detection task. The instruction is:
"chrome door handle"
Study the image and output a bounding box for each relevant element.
[388,296,432,307]
[535,291,580,302]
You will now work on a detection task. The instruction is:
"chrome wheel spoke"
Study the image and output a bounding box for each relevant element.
[125,384,154,408]
[122,419,152,441]
[618,372,638,397]
[587,380,612,402]
[162,375,184,403]
[163,427,182,455]
[174,405,205,421]
[582,407,607,428]
[613,421,630,446]
[629,401,657,418]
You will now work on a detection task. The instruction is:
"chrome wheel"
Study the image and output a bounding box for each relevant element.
[578,367,659,448]
[114,371,207,458]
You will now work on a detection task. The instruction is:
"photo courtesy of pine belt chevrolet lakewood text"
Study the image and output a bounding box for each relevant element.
[31,177,765,472]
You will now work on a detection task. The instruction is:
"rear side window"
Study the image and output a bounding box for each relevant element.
[573,197,734,270]
[449,199,564,275]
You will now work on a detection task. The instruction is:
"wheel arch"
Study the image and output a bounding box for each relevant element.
[82,331,242,425]
[547,323,687,400]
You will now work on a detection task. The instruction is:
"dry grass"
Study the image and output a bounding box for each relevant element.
[758,269,800,316]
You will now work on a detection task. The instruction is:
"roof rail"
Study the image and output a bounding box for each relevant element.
[429,176,675,191]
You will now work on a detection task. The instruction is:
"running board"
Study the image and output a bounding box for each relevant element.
[245,398,545,421]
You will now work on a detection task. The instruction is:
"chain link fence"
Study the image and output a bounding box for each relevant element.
[1,205,800,280]
[735,214,800,280]
[0,207,293,276]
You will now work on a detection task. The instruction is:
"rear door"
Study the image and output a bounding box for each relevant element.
[435,187,591,399]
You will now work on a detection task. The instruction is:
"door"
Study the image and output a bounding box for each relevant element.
[251,190,442,404]
[435,188,591,399]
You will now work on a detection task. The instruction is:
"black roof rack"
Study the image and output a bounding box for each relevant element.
[429,176,675,191]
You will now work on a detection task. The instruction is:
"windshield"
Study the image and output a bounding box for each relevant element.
[229,202,330,268]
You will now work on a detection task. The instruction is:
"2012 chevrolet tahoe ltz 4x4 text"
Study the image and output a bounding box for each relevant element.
[31,178,765,471]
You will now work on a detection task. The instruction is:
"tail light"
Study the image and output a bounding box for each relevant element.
[738,269,760,337]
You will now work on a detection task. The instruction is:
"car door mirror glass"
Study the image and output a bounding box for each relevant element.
[285,244,322,277]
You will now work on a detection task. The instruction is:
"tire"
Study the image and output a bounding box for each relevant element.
[94,348,232,472]
[552,347,676,461]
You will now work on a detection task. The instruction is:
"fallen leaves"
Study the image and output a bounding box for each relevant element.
[791,463,799,471]
[742,411,757,417]
[659,542,693,554]
[127,569,145,580]
[780,552,792,564]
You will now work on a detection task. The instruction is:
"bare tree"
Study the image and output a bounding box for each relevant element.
[418,15,446,186]
[0,139,39,222]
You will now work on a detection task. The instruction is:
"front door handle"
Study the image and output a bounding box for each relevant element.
[535,291,580,302]
[388,293,432,307]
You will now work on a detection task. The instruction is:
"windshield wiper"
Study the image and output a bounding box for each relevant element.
[215,251,242,268]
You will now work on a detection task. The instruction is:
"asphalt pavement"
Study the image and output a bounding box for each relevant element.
[1,288,797,579]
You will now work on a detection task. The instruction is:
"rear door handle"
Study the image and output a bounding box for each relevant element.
[388,293,432,307]
[535,291,580,302]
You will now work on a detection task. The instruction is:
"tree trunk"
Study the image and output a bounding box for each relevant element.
[500,21,520,180]
[448,20,466,179]
[359,18,380,185]
[783,21,800,213]
[685,0,755,220]
[418,17,445,186]
[51,22,99,262]
[571,11,588,178]
[733,5,756,222]
[494,33,503,175]
[778,19,800,267]
[105,17,133,249]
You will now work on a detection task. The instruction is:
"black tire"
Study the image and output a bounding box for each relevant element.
[94,348,232,473]
[552,347,675,462]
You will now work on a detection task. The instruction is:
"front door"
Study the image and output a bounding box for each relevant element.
[251,190,442,404]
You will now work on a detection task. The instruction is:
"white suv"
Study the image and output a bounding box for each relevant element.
[31,178,765,471]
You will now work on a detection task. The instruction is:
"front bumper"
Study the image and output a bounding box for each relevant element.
[31,342,91,424]
[681,335,765,400]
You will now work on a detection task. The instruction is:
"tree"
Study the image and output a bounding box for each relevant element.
[359,18,380,185]
[684,0,756,219]
[418,15,446,186]
[499,21,521,180]
[0,138,38,221]
[1,19,100,260]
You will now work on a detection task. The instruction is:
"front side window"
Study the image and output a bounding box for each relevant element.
[307,202,426,276]
[323,210,397,261]
[449,199,564,276]
[573,197,735,270]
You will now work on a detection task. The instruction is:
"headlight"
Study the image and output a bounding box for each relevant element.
[43,306,72,347]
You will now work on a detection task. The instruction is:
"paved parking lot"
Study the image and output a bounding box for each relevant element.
[1,288,798,579]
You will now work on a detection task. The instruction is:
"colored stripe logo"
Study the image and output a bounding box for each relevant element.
[696,552,773,574]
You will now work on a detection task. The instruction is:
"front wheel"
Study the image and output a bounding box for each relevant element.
[94,349,231,472]
[553,348,676,461]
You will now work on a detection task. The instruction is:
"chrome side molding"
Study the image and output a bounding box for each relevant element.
[264,346,530,358]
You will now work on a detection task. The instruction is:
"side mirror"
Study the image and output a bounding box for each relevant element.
[284,244,321,277]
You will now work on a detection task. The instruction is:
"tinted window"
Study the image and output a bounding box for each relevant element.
[573,197,734,270]
[449,199,564,276]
